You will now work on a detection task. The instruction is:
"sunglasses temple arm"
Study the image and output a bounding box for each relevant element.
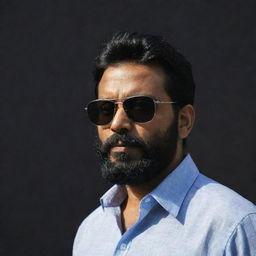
[154,101,176,104]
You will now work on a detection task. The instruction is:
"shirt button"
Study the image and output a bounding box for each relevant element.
[120,243,127,250]
[145,198,151,203]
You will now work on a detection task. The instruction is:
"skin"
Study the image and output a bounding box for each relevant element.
[97,62,195,232]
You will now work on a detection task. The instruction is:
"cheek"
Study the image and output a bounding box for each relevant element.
[134,123,164,143]
[97,127,107,142]
[136,115,173,139]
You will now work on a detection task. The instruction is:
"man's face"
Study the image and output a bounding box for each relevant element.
[96,63,179,185]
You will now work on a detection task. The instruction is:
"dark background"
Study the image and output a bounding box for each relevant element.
[1,0,256,255]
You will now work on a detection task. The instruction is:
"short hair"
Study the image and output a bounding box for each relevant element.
[93,31,195,108]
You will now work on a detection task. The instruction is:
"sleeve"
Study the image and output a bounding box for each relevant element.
[224,213,256,256]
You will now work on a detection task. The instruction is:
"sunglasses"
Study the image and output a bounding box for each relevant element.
[85,95,176,126]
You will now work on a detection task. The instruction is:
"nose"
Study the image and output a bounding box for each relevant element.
[110,103,133,134]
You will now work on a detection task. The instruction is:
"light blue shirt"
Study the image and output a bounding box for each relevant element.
[73,155,256,256]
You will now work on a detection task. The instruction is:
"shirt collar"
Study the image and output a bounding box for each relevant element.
[150,154,199,217]
[100,154,199,217]
[100,185,127,209]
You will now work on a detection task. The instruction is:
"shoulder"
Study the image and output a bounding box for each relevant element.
[73,206,103,250]
[76,206,103,231]
[184,172,256,234]
[180,172,256,252]
[193,173,256,217]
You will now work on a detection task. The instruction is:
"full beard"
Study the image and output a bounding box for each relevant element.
[95,120,178,186]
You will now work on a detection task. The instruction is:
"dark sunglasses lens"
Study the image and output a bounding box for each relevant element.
[87,100,115,125]
[124,96,155,122]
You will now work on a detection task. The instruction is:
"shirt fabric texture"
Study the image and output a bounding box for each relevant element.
[73,155,256,256]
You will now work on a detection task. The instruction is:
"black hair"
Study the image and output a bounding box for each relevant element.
[93,31,195,108]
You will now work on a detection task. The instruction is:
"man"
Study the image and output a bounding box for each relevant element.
[73,32,256,255]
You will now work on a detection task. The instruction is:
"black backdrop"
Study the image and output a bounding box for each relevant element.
[1,0,256,255]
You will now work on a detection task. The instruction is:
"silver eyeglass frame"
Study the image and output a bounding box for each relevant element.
[84,95,176,125]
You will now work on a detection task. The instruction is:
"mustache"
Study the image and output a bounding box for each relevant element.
[97,133,148,155]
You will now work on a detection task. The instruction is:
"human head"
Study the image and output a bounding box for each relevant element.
[91,32,196,185]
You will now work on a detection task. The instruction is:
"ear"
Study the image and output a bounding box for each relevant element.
[178,104,195,139]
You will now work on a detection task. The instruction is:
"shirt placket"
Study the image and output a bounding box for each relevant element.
[113,195,155,256]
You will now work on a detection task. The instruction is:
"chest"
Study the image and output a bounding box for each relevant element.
[75,211,225,256]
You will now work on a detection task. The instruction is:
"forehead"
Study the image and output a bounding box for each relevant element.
[98,63,170,100]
